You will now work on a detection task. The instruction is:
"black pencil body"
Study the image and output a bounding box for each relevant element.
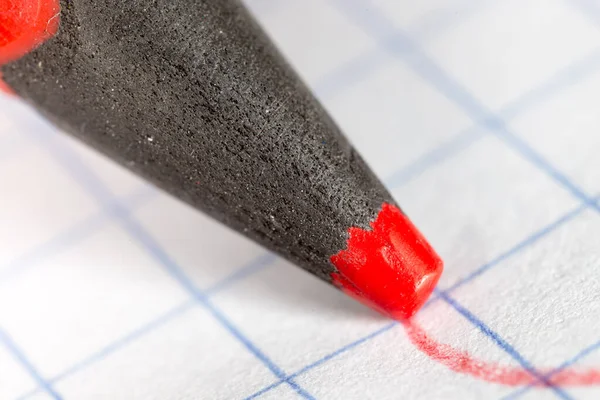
[2,0,392,282]
[1,0,443,319]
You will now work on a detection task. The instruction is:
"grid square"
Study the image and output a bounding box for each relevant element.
[54,306,277,400]
[247,0,377,84]
[0,145,97,268]
[510,67,600,196]
[450,209,600,367]
[390,134,578,289]
[294,299,517,399]
[0,342,38,400]
[325,57,472,179]
[133,193,267,291]
[423,0,600,110]
[0,222,189,378]
[210,257,391,374]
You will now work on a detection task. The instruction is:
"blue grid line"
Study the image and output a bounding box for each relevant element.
[49,300,196,384]
[204,253,277,296]
[232,1,600,398]
[501,211,600,399]
[244,381,285,400]
[438,201,590,297]
[0,185,155,284]
[0,0,488,289]
[328,0,600,214]
[244,199,594,399]
[383,43,600,191]
[436,290,573,400]
[499,48,600,120]
[21,129,315,398]
[244,322,398,400]
[489,124,598,210]
[384,126,483,189]
[115,215,316,399]
[0,327,62,400]
[312,1,487,99]
[15,95,314,396]
[15,304,194,400]
[17,252,280,400]
[5,34,596,388]
[287,322,397,380]
[243,4,600,396]
[328,0,574,396]
[503,338,600,400]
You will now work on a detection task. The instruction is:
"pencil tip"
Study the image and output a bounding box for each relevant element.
[330,203,443,320]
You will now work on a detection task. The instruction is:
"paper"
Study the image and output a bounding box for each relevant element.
[2,0,600,398]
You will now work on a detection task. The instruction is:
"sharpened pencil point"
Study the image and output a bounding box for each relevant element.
[330,203,443,320]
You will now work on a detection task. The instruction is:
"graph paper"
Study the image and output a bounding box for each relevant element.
[2,0,600,398]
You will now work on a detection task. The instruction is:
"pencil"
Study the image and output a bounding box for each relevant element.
[0,0,443,320]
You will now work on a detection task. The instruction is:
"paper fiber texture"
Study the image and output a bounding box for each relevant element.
[2,0,600,399]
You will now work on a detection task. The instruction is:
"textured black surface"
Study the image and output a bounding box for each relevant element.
[2,0,395,283]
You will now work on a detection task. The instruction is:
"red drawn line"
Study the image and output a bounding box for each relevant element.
[329,202,600,388]
[403,319,600,387]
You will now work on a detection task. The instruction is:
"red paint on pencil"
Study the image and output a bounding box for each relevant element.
[0,73,14,95]
[403,319,600,387]
[330,203,443,320]
[0,0,60,65]
[0,0,61,94]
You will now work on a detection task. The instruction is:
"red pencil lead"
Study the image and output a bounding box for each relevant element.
[331,203,443,320]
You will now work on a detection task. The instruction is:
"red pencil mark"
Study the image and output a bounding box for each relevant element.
[0,0,60,65]
[330,204,600,388]
[403,319,600,387]
[330,203,443,320]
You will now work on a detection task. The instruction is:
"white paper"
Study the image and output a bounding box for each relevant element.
[2,0,600,399]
